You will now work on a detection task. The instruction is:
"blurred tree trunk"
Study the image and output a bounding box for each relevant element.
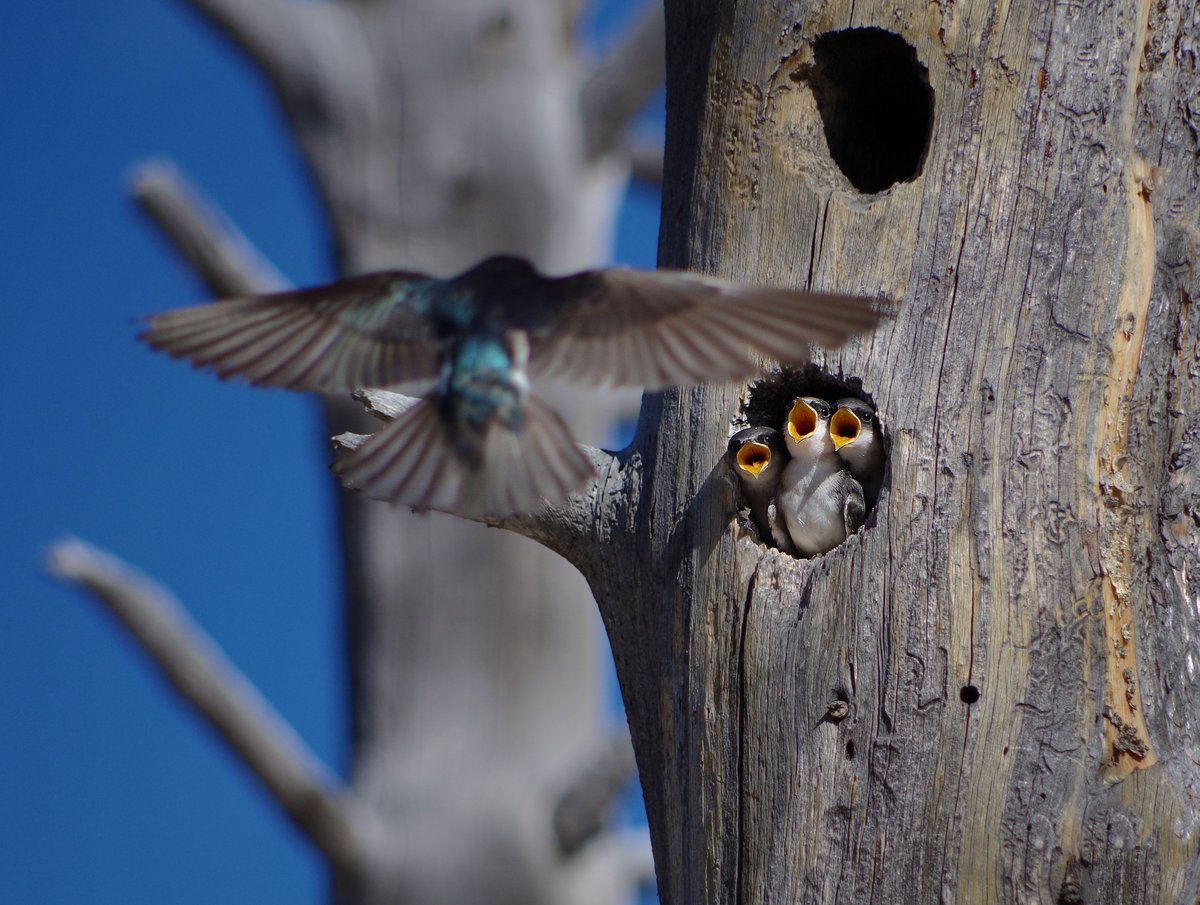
[161,1,660,903]
[588,1,1200,903]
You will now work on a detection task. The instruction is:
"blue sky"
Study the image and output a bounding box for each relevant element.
[1,3,661,902]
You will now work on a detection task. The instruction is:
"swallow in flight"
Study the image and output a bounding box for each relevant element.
[142,256,888,516]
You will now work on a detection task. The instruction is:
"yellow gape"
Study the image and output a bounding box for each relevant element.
[787,398,819,443]
[829,407,862,449]
[736,442,771,476]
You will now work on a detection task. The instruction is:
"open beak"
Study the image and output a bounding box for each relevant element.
[787,399,818,443]
[736,441,772,476]
[830,407,862,449]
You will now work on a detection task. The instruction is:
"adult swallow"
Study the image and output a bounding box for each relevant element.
[726,426,797,553]
[829,396,885,504]
[778,397,865,555]
[141,255,887,516]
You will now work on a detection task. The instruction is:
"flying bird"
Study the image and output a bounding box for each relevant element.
[830,396,885,504]
[141,255,888,516]
[778,397,865,555]
[726,426,797,554]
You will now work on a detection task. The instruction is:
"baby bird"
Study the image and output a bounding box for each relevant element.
[726,426,797,554]
[141,255,888,516]
[778,397,865,555]
[830,396,885,504]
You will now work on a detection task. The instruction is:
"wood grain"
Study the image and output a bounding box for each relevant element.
[589,1,1200,902]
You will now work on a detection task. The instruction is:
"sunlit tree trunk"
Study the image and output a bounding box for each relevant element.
[588,1,1200,902]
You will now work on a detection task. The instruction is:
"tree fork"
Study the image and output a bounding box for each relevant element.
[593,2,1200,903]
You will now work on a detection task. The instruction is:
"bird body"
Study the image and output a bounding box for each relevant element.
[778,397,865,555]
[142,255,888,516]
[726,427,797,554]
[830,396,885,503]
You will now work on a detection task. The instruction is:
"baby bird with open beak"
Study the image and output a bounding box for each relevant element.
[726,426,797,554]
[829,396,885,504]
[778,397,865,555]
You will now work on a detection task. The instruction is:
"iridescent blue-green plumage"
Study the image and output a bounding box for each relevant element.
[141,254,891,515]
[441,334,526,440]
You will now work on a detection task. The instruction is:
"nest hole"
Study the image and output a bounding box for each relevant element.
[808,28,933,193]
[730,366,888,557]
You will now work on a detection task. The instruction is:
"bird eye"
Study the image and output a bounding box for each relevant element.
[859,410,873,423]
[810,400,831,417]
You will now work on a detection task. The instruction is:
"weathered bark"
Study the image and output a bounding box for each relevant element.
[568,1,1200,903]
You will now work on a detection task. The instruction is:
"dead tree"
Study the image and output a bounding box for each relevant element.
[53,0,1200,903]
[352,2,1199,902]
[593,1,1198,902]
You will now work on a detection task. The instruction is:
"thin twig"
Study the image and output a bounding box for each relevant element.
[46,538,368,875]
[351,388,420,423]
[131,160,288,298]
[553,726,639,855]
[580,3,666,160]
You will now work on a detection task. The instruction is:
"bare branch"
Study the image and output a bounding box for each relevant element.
[553,726,639,855]
[580,3,666,160]
[176,0,323,88]
[624,138,664,187]
[131,160,288,298]
[352,388,420,423]
[46,538,368,875]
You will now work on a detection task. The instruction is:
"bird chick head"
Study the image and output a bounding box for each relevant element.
[830,397,875,450]
[785,396,833,453]
[728,425,788,482]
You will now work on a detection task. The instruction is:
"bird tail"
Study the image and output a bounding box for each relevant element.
[334,395,595,517]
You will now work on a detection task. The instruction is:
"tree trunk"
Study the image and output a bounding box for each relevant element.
[591,2,1200,903]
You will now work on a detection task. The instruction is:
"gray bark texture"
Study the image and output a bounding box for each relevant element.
[555,1,1198,903]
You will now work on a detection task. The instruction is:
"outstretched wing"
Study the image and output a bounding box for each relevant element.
[140,271,444,392]
[526,268,892,389]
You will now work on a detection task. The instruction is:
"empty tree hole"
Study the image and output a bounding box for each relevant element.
[804,28,933,193]
[960,685,981,704]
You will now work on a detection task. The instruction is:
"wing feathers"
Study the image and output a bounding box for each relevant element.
[335,394,594,516]
[529,269,889,388]
[140,274,441,392]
